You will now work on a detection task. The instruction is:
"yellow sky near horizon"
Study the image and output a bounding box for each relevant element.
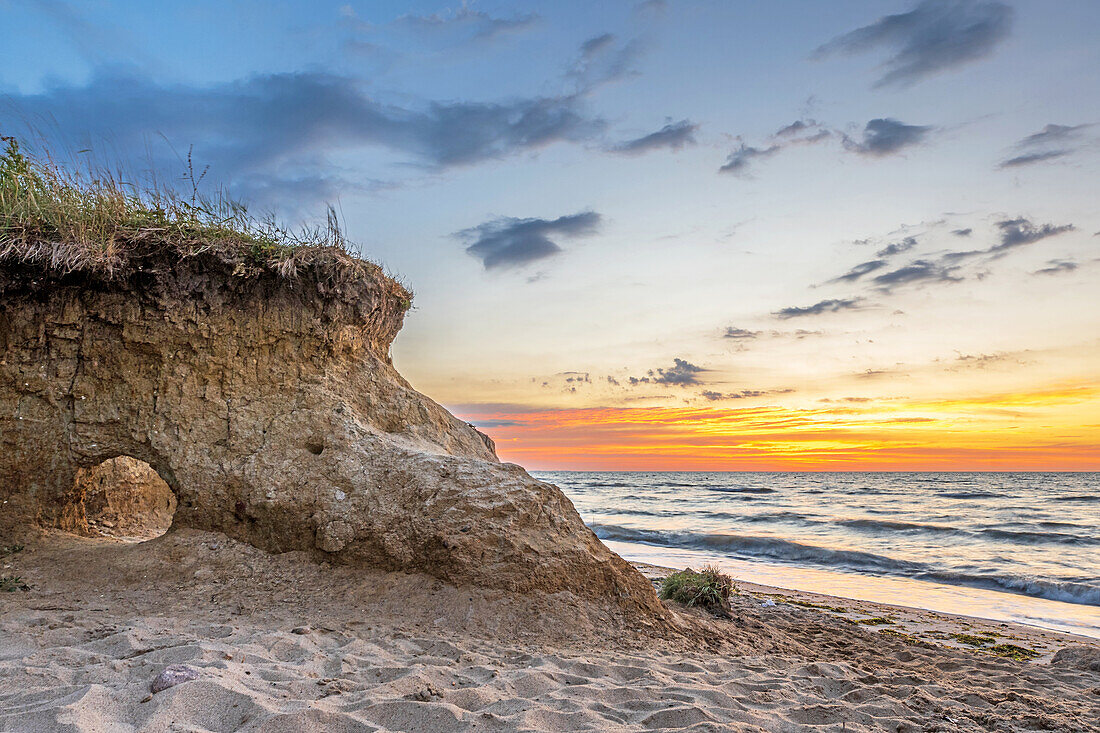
[457,381,1100,471]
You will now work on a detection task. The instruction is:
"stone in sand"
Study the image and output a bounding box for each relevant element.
[151,664,201,693]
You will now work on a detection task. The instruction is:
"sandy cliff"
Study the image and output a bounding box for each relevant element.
[0,242,661,616]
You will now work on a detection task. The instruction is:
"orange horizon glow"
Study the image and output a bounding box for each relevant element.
[456,384,1100,471]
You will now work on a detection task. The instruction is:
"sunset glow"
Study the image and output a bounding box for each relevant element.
[457,384,1100,470]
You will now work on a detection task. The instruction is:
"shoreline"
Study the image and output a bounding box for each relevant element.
[630,560,1098,664]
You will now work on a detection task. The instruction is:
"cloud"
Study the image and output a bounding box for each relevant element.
[702,388,795,401]
[1018,123,1091,149]
[999,124,1092,168]
[833,259,888,282]
[610,119,698,155]
[456,211,601,269]
[871,259,962,290]
[723,327,761,340]
[3,70,606,208]
[952,228,972,236]
[720,120,832,175]
[718,143,781,175]
[774,298,863,319]
[875,236,918,257]
[993,218,1075,251]
[569,33,644,90]
[1000,150,1072,168]
[470,418,527,428]
[627,359,707,387]
[775,119,820,138]
[654,358,706,386]
[843,118,931,156]
[396,7,538,41]
[1033,259,1078,276]
[814,0,1013,88]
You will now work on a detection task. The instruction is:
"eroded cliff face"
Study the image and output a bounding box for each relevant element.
[0,245,662,615]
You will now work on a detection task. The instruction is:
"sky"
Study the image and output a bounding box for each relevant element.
[2,0,1098,470]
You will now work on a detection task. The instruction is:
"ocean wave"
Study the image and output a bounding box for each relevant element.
[838,518,959,534]
[589,524,918,574]
[979,528,1100,545]
[1052,495,1098,502]
[939,491,1007,499]
[921,570,1100,607]
[837,519,1098,545]
[705,486,776,495]
[741,511,808,523]
[591,522,1100,607]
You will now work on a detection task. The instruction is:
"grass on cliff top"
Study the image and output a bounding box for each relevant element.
[658,566,736,618]
[0,137,407,300]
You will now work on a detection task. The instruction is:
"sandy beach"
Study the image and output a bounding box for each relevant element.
[3,530,1098,732]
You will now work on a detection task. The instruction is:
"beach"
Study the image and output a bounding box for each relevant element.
[3,530,1098,732]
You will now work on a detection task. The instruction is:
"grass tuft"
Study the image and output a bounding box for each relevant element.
[0,544,24,558]
[0,575,29,592]
[658,565,736,617]
[0,137,410,308]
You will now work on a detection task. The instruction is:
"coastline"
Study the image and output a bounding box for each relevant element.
[630,561,1098,665]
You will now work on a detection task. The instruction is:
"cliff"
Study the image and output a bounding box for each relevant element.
[0,236,662,617]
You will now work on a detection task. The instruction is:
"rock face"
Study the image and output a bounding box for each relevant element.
[0,245,661,615]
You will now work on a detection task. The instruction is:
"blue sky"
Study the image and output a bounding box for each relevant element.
[2,0,1098,467]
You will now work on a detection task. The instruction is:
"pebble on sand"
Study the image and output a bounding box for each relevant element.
[151,664,201,693]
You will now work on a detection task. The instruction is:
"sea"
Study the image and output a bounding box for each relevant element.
[534,471,1100,639]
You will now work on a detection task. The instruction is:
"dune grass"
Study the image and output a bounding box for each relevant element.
[658,565,736,617]
[0,137,380,284]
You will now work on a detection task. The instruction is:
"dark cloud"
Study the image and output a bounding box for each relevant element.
[654,358,706,386]
[833,259,888,282]
[876,236,918,257]
[701,388,793,401]
[2,70,605,208]
[470,418,526,428]
[814,0,1013,88]
[993,218,1075,251]
[1018,123,1091,149]
[871,259,962,290]
[610,119,698,155]
[774,298,863,319]
[606,375,621,386]
[1000,150,1072,168]
[723,327,761,340]
[455,211,601,269]
[775,119,820,138]
[952,228,972,237]
[1033,259,1078,276]
[719,120,833,175]
[999,124,1092,168]
[627,359,707,387]
[718,143,780,175]
[843,118,931,156]
[940,249,983,262]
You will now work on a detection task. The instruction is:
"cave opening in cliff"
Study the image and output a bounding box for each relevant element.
[71,456,177,541]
